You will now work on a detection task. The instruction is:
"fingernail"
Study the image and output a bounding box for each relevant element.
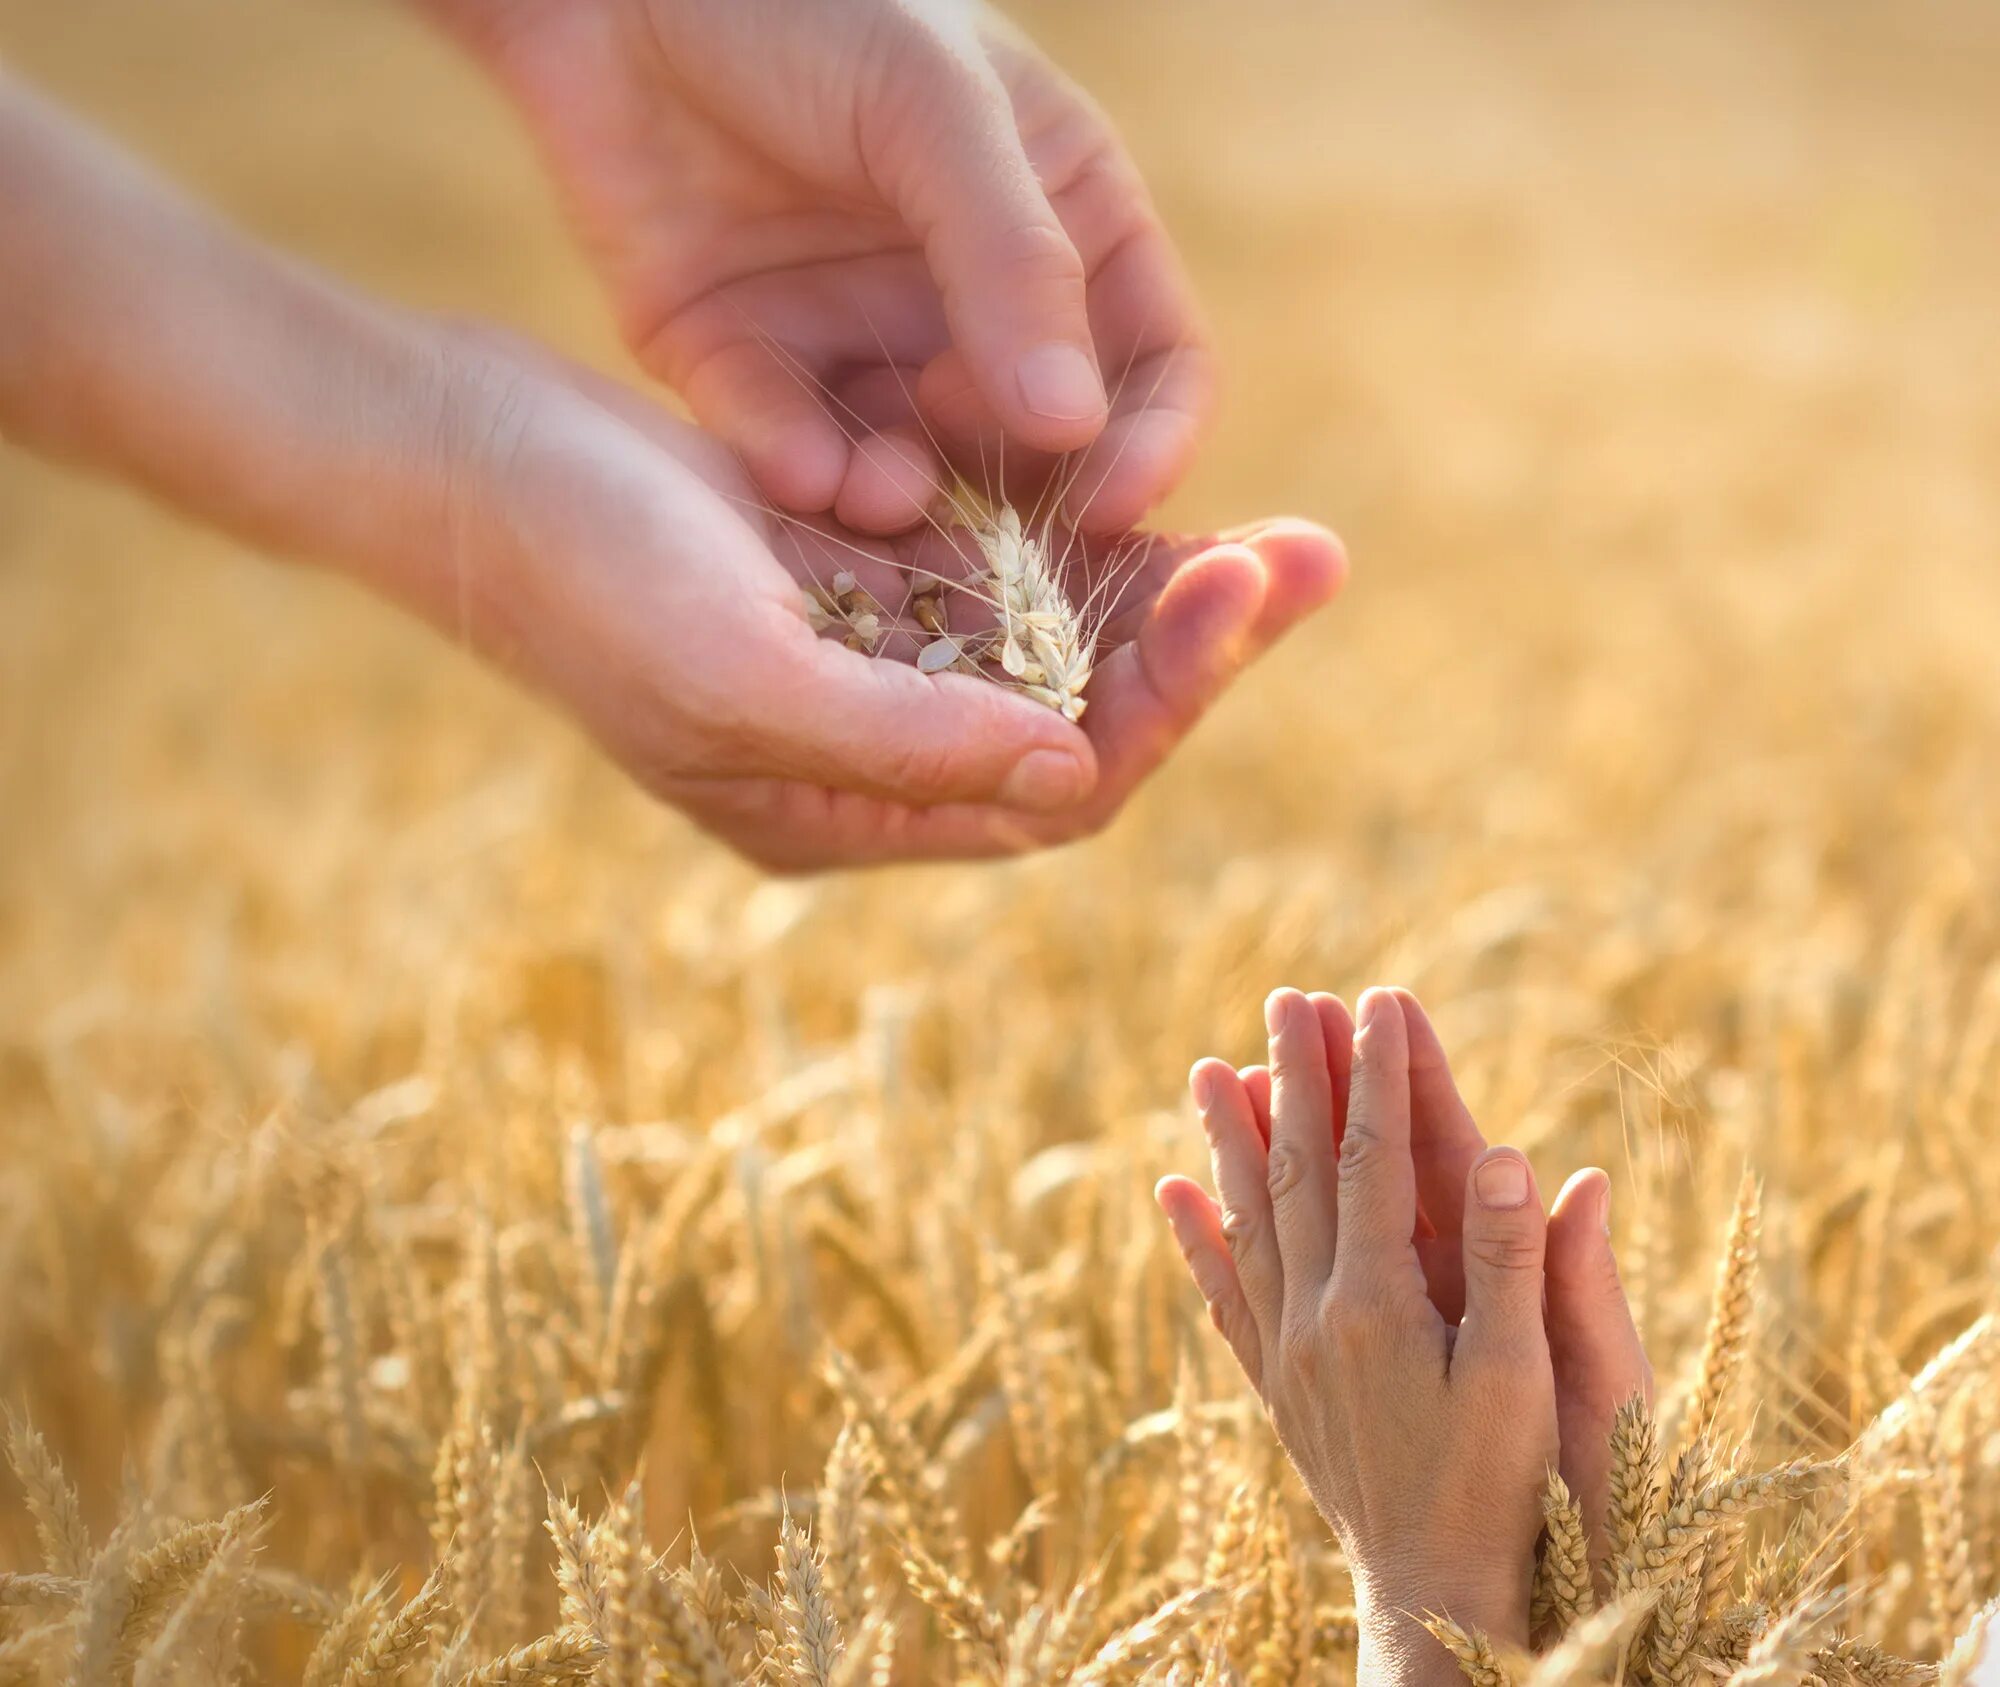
[997,749,1087,812]
[1016,343,1106,422]
[1598,1181,1613,1236]
[1263,991,1291,1037]
[1190,1065,1215,1112]
[1475,1153,1531,1210]
[1357,988,1388,1031]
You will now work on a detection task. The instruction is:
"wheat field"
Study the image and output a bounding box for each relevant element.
[3,1,2000,1682]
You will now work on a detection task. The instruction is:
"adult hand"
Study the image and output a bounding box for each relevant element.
[418,0,1213,535]
[1156,988,1653,1683]
[431,333,1340,870]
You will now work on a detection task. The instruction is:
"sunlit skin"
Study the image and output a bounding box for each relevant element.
[417,0,1217,535]
[1157,987,1654,1686]
[427,332,1346,869]
[0,1,1342,872]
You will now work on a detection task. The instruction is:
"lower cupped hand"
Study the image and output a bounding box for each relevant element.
[410,329,1343,870]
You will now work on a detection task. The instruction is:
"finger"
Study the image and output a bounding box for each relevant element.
[1395,990,1488,1215]
[1394,988,1485,1307]
[1307,993,1354,1159]
[683,526,1340,864]
[750,626,1100,812]
[995,41,1214,522]
[1306,993,1352,1257]
[1059,343,1216,534]
[1454,1148,1552,1376]
[1190,1059,1282,1343]
[1264,989,1339,1300]
[1056,544,1268,819]
[1156,1176,1262,1391]
[1236,1064,1272,1147]
[1094,520,1347,659]
[1332,988,1422,1298]
[1546,1169,1654,1563]
[833,427,944,536]
[867,43,1107,456]
[675,339,852,514]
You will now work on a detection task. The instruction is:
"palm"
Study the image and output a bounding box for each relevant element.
[694,462,1344,869]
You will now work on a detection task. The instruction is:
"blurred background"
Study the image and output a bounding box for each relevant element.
[4,1,2000,1676]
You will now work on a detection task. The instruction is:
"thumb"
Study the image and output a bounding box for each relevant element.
[864,41,1106,453]
[1546,1169,1653,1561]
[1455,1148,1550,1370]
[745,630,1098,813]
[1546,1170,1649,1401]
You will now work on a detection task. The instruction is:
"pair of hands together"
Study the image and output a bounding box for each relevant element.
[1158,987,1655,1686]
[407,0,1344,867]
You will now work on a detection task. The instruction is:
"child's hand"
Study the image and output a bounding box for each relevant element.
[1155,987,1652,1684]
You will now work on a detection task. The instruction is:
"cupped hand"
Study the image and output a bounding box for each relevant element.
[428,333,1339,871]
[418,0,1212,535]
[1155,988,1654,1682]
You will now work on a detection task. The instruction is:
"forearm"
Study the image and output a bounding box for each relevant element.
[0,74,473,614]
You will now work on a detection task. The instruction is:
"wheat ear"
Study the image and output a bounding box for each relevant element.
[1531,1470,1596,1641]
[1682,1171,1762,1449]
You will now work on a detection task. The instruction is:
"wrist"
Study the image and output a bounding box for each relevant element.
[1354,1576,1528,1687]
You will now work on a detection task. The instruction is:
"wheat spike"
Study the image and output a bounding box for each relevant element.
[453,1628,608,1685]
[339,1563,447,1687]
[1812,1636,1939,1685]
[965,501,1094,722]
[1618,1457,1849,1590]
[1607,1395,1663,1567]
[1419,1613,1520,1687]
[117,1499,267,1667]
[1682,1171,1762,1450]
[774,1508,841,1687]
[1722,1595,1840,1686]
[3,1407,93,1579]
[898,1535,1008,1678]
[1530,1470,1596,1641]
[1072,1584,1228,1687]
[303,1575,395,1687]
[1522,1592,1661,1687]
[1917,1392,1977,1648]
[130,1522,261,1687]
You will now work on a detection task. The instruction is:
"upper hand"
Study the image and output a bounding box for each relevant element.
[420,0,1213,534]
[430,331,1340,871]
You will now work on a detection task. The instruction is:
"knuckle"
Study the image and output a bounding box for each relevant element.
[872,732,959,800]
[1467,1229,1544,1275]
[1464,1339,1557,1404]
[1334,1122,1382,1182]
[1277,1317,1325,1378]
[1323,1290,1378,1358]
[993,216,1087,288]
[1217,1203,1265,1258]
[1264,1141,1309,1202]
